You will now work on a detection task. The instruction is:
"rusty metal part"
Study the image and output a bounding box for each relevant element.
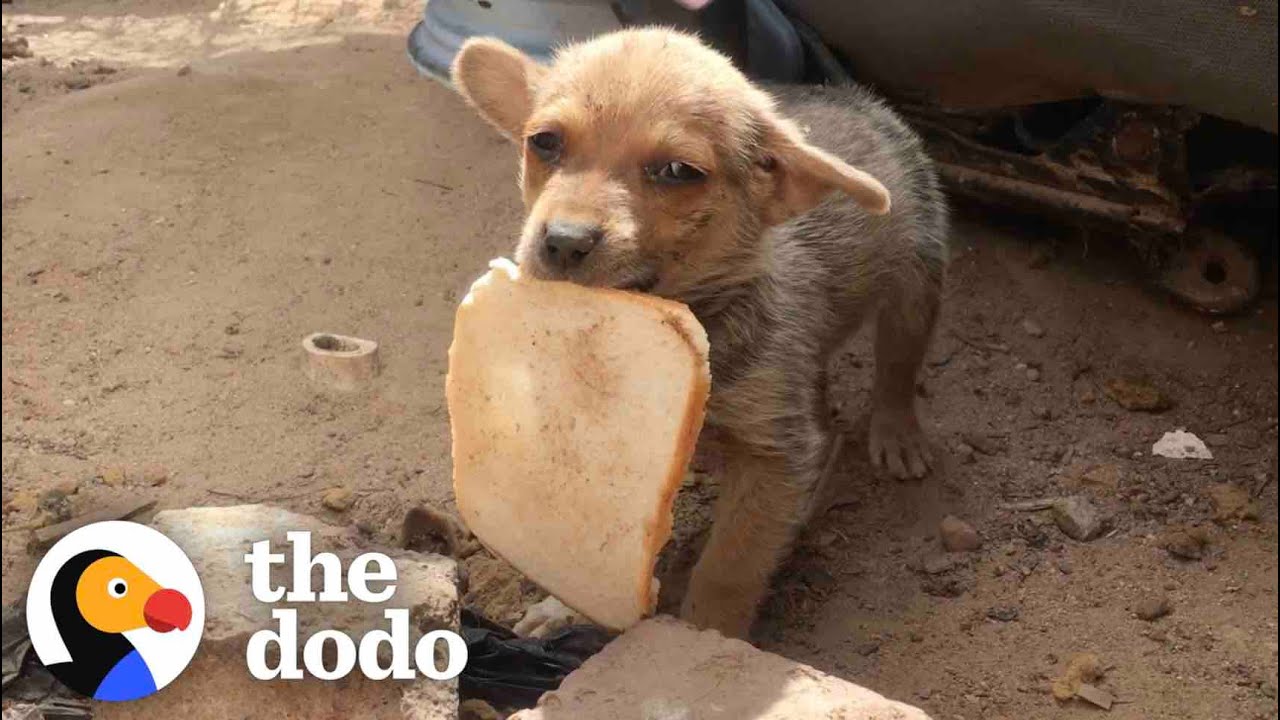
[1112,116,1162,170]
[907,103,1192,236]
[938,164,1186,234]
[1158,228,1261,314]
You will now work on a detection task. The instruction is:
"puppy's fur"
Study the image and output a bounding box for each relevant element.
[450,28,948,638]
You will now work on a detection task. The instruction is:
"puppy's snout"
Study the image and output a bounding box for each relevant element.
[542,220,602,270]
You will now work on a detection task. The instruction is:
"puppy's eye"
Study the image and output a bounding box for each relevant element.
[527,131,563,163]
[647,161,705,185]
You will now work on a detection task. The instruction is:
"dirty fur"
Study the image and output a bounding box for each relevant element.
[450,28,948,638]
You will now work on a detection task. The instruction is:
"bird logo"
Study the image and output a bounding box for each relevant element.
[26,521,204,702]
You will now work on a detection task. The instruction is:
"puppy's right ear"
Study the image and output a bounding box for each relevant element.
[450,38,542,142]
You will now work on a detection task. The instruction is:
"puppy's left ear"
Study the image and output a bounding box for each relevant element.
[758,115,891,224]
[450,38,543,141]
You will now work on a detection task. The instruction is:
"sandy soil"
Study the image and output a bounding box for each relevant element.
[3,3,1277,719]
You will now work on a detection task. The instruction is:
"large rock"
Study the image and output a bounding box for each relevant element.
[511,616,931,719]
[97,505,458,720]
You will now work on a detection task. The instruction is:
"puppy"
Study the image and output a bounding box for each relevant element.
[449,28,948,638]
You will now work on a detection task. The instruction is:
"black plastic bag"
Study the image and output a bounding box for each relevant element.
[459,607,613,710]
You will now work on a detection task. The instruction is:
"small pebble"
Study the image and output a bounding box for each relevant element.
[987,605,1020,622]
[854,640,881,656]
[1135,595,1172,621]
[3,492,39,516]
[459,699,502,720]
[322,486,354,512]
[940,515,982,552]
[1052,496,1109,541]
[142,464,169,486]
[1021,319,1045,338]
[1163,527,1210,560]
[99,466,127,487]
[1026,368,1041,382]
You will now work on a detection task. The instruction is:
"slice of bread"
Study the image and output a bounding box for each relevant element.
[447,259,711,630]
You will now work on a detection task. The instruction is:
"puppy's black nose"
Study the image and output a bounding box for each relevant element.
[542,221,601,270]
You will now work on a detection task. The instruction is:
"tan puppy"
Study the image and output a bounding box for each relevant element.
[450,28,948,638]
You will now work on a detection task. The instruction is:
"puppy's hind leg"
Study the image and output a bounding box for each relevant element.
[868,249,944,479]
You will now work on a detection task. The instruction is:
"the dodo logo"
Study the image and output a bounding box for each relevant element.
[26,521,204,702]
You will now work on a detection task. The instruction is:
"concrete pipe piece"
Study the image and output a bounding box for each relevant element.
[302,332,380,391]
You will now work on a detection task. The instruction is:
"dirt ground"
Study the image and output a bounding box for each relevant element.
[3,3,1277,719]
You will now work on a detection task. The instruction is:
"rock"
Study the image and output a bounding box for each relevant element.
[1135,595,1171,621]
[50,477,80,496]
[1152,429,1213,460]
[402,505,479,558]
[960,432,1004,456]
[459,699,503,720]
[1054,556,1074,575]
[1163,527,1211,560]
[1104,377,1171,412]
[1032,406,1051,420]
[939,515,982,552]
[1015,518,1051,548]
[147,505,458,720]
[1078,464,1122,492]
[509,616,931,720]
[854,639,881,656]
[64,77,93,91]
[986,605,1019,622]
[1,36,32,59]
[920,553,958,575]
[1026,367,1042,382]
[514,595,586,639]
[921,574,971,598]
[1051,496,1109,541]
[142,463,169,486]
[176,64,192,76]
[321,486,354,512]
[1207,483,1259,522]
[36,488,72,523]
[1021,319,1045,338]
[2,491,38,516]
[99,465,127,486]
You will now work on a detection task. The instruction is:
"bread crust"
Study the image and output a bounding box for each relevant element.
[447,259,710,628]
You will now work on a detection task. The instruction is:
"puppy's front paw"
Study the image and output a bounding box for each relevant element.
[869,408,933,479]
[680,574,758,639]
